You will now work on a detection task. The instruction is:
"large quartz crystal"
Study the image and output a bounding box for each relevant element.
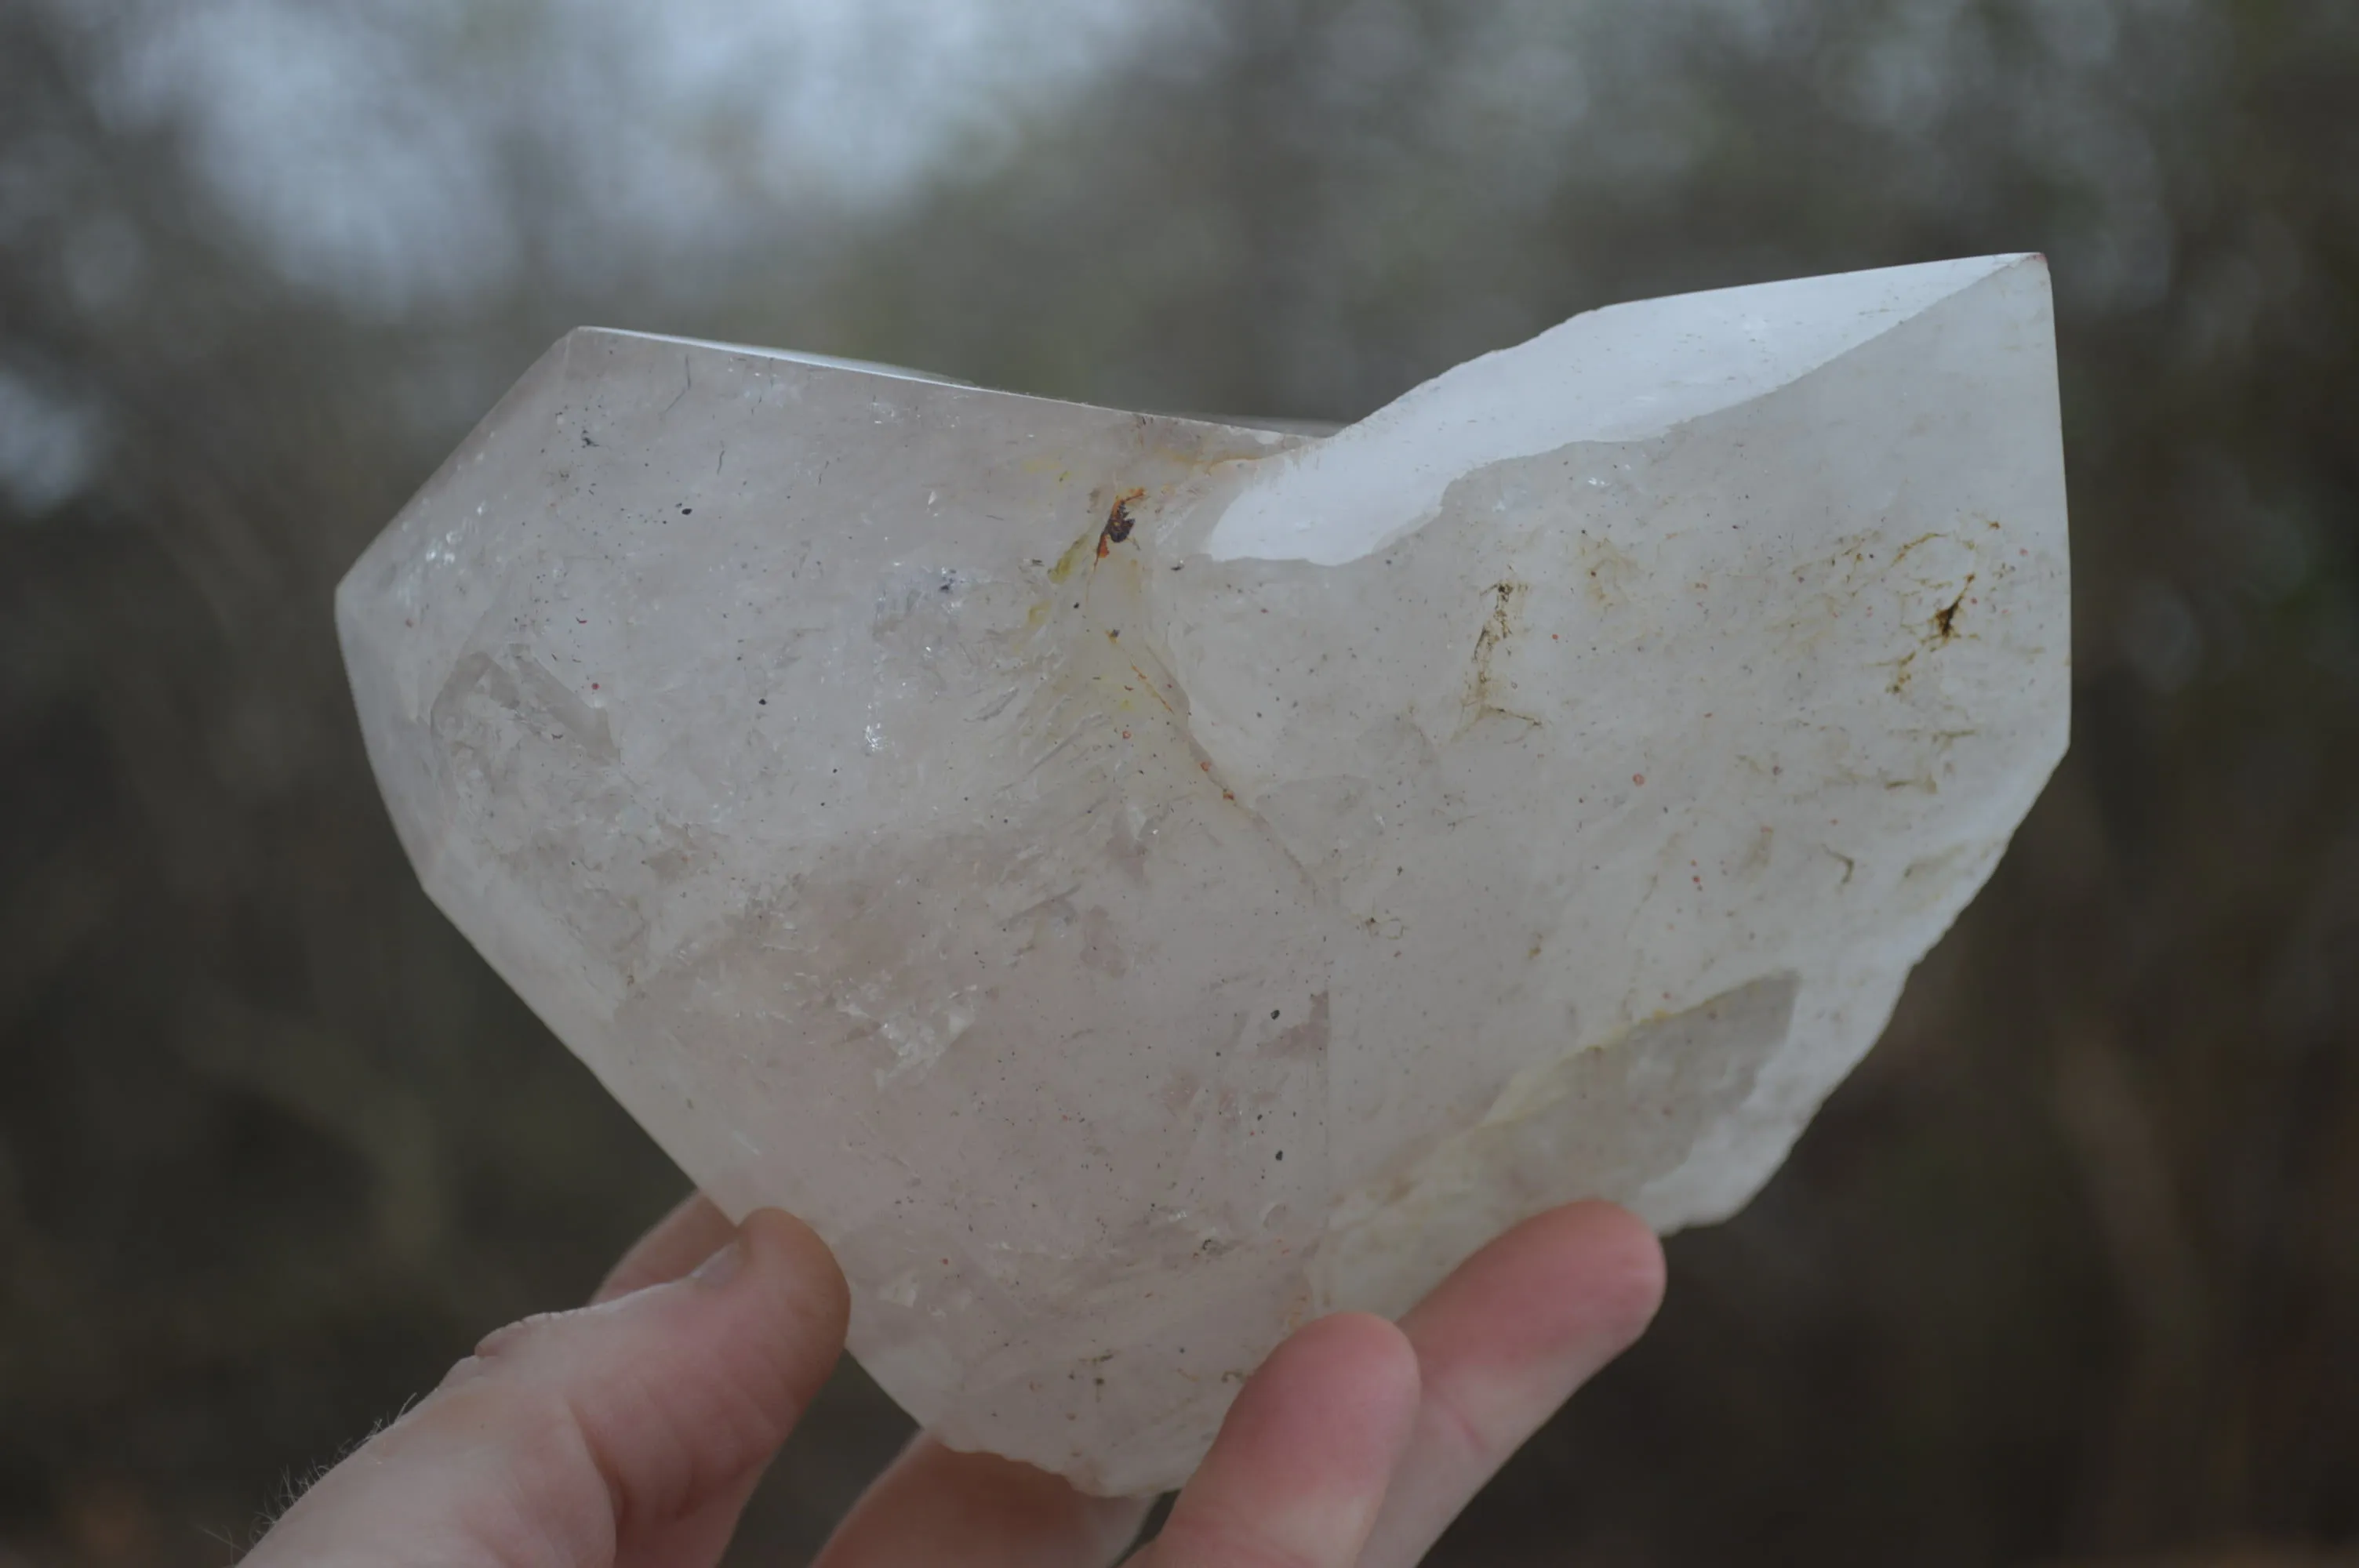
[339,255,2069,1494]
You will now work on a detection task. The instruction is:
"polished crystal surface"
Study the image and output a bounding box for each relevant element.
[337,255,2070,1494]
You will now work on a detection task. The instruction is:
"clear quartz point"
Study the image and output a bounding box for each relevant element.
[338,255,2070,1494]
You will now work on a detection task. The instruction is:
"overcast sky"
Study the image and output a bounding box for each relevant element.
[3,0,2209,516]
[60,0,1220,313]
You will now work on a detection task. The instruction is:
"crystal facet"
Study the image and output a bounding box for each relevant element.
[338,255,2069,1494]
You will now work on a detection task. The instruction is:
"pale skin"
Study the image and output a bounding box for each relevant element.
[244,1195,1664,1568]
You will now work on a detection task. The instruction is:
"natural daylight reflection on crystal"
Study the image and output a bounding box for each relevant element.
[338,256,2070,1494]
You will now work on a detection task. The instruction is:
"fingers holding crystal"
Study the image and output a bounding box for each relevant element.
[1137,1312,1421,1568]
[810,1434,1149,1568]
[245,1208,848,1568]
[601,1196,1153,1567]
[593,1189,738,1303]
[1358,1202,1666,1568]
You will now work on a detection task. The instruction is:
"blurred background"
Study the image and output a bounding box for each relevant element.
[3,0,2357,1562]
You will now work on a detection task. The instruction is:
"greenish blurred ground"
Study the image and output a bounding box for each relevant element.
[3,1,2357,1563]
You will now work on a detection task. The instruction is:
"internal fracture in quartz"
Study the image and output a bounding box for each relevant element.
[338,256,2070,1494]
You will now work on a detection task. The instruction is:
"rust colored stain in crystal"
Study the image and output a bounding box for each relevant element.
[1097,488,1145,558]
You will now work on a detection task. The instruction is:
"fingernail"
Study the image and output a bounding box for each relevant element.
[691,1233,747,1289]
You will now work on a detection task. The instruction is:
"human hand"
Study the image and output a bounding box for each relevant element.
[245,1194,1663,1568]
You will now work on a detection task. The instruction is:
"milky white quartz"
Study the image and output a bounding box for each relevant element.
[337,255,2069,1494]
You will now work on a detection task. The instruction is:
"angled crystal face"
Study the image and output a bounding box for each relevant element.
[337,255,2069,1494]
